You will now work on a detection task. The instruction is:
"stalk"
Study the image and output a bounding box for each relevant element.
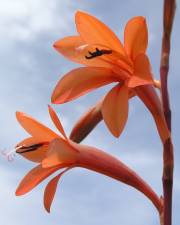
[160,1,176,224]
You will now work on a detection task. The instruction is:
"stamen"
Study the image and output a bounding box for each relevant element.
[1,142,48,162]
[16,143,47,154]
[85,48,112,59]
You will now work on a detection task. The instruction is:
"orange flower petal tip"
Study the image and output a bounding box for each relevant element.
[15,189,22,196]
[53,37,74,51]
[48,105,68,139]
[53,40,60,50]
[102,84,129,138]
[16,111,25,120]
[75,10,84,16]
[51,93,59,104]
[75,10,96,24]
[125,16,147,31]
[43,173,62,213]
[75,10,88,20]
[51,67,116,104]
[43,167,72,213]
[15,165,60,196]
[124,16,148,60]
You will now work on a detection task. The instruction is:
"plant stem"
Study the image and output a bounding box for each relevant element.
[160,1,176,225]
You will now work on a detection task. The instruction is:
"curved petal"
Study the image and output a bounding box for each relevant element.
[75,11,125,54]
[42,138,78,168]
[53,36,112,68]
[127,76,153,88]
[128,54,153,88]
[54,36,132,72]
[102,84,129,137]
[16,137,41,148]
[53,36,84,57]
[15,165,62,196]
[48,105,67,140]
[43,167,71,213]
[16,137,48,163]
[134,54,153,80]
[44,173,61,213]
[70,89,136,143]
[16,112,59,141]
[51,67,118,104]
[69,89,137,144]
[124,16,148,59]
[135,85,170,143]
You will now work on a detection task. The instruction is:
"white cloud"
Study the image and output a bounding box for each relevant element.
[0,0,75,42]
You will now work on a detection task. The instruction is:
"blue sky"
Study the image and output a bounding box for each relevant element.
[0,0,179,225]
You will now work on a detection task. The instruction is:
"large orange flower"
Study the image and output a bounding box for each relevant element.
[51,11,169,143]
[15,106,162,213]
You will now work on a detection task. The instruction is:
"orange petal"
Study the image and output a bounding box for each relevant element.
[43,167,71,213]
[51,67,118,104]
[134,54,153,80]
[128,54,153,88]
[16,137,41,148]
[124,16,148,59]
[54,37,132,74]
[70,99,103,143]
[69,90,136,144]
[75,11,125,54]
[79,44,132,69]
[102,84,129,137]
[53,35,84,57]
[54,36,113,68]
[127,76,153,88]
[16,137,48,163]
[48,105,67,140]
[42,138,78,168]
[135,85,170,143]
[16,112,59,141]
[44,173,61,213]
[15,165,62,196]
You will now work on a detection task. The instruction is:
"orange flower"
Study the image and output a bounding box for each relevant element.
[15,108,67,163]
[15,106,162,213]
[51,11,170,143]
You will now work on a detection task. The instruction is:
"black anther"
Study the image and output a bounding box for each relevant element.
[85,48,112,59]
[16,143,48,154]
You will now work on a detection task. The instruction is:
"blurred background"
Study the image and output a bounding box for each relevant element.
[0,0,179,224]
